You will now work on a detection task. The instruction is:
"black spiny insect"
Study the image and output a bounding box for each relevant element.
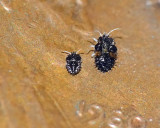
[88,28,120,72]
[62,50,82,75]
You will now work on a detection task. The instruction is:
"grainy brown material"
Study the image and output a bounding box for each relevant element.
[0,0,160,128]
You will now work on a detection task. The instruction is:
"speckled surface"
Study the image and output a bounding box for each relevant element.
[0,0,160,128]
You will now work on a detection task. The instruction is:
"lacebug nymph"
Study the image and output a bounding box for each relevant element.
[62,50,83,75]
[88,28,120,72]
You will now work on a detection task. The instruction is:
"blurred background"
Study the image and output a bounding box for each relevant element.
[0,0,160,128]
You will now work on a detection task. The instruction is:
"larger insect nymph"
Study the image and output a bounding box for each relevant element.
[89,28,120,72]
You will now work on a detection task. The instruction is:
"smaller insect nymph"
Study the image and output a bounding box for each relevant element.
[62,50,82,75]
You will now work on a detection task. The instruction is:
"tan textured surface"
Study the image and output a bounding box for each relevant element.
[0,0,160,128]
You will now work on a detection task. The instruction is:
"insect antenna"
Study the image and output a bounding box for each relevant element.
[107,28,120,36]
[62,51,71,54]
[95,30,103,36]
[76,49,84,55]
